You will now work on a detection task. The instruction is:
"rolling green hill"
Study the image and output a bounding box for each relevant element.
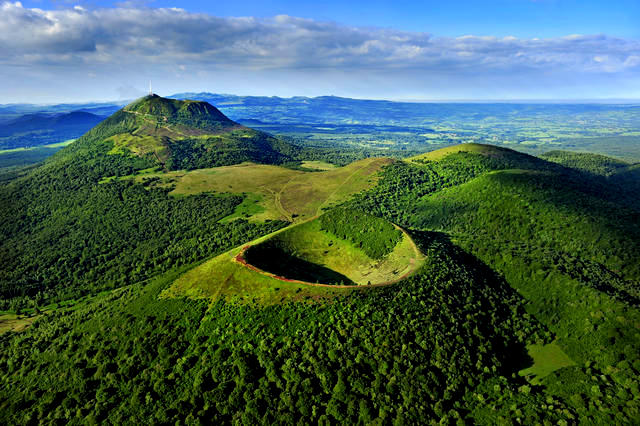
[348,144,640,422]
[408,142,519,162]
[124,95,236,131]
[0,95,304,308]
[162,212,423,305]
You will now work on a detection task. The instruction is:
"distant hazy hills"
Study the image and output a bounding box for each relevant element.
[170,92,640,126]
[0,111,105,150]
[3,93,639,130]
[3,93,640,162]
[0,111,102,134]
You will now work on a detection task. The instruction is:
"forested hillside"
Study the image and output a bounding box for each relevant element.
[0,111,105,150]
[319,208,403,259]
[0,95,299,310]
[540,150,632,176]
[1,232,558,424]
[348,144,640,422]
[1,104,639,425]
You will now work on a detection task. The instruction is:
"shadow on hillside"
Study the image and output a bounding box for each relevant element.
[407,229,537,375]
[245,245,355,285]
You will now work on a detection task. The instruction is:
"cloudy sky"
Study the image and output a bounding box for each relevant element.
[1,0,639,103]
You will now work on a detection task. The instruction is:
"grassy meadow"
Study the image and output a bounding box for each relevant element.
[116,157,392,222]
[519,341,576,384]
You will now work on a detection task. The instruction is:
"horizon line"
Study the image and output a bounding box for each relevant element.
[2,94,640,107]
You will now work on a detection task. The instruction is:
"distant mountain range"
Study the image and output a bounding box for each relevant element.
[3,93,639,129]
[169,92,640,126]
[3,93,640,160]
[0,111,104,137]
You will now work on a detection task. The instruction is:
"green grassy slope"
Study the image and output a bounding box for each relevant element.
[112,157,392,222]
[160,234,343,305]
[408,142,541,164]
[243,215,421,286]
[163,214,423,303]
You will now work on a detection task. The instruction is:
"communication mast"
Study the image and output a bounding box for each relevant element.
[149,80,153,96]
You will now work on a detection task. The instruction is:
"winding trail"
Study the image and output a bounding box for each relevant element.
[123,109,189,138]
[271,159,379,222]
[314,160,374,216]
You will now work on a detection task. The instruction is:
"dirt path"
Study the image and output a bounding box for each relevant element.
[123,109,189,138]
[263,186,293,222]
[315,161,372,216]
[271,160,376,222]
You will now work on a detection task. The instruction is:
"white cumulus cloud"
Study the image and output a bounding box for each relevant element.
[0,2,639,101]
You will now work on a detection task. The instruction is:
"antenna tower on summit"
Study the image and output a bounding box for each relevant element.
[149,80,153,96]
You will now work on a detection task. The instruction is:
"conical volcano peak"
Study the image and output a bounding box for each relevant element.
[63,93,297,172]
[123,94,236,131]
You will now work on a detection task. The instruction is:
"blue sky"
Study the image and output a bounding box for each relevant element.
[23,0,640,38]
[2,0,640,102]
[156,0,640,38]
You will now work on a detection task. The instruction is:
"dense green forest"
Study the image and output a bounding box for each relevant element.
[347,147,640,422]
[540,150,632,176]
[1,232,561,424]
[0,175,285,310]
[166,132,298,170]
[1,96,640,423]
[319,208,403,259]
